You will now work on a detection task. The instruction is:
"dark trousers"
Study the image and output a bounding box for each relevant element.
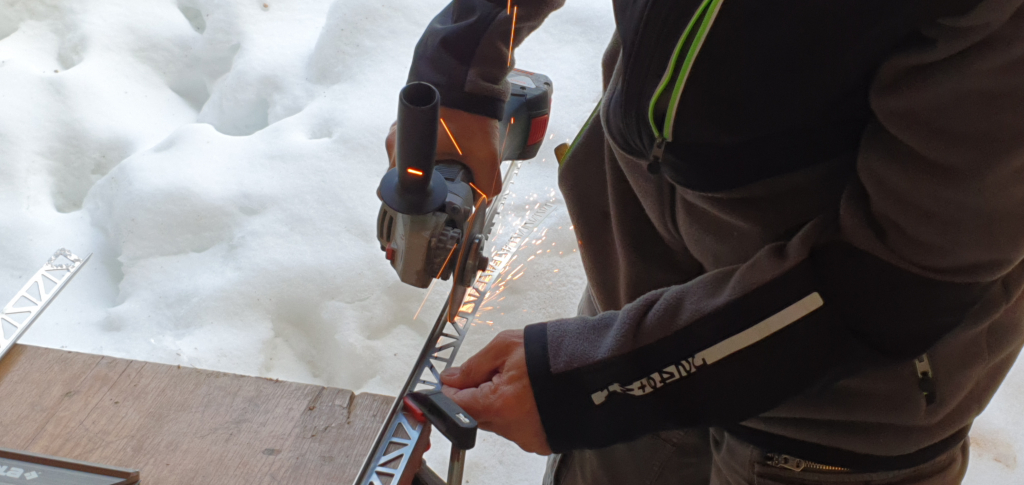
[545,428,969,485]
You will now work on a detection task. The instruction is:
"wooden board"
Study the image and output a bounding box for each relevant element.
[0,344,393,484]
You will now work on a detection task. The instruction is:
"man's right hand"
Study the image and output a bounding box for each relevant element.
[385,106,503,199]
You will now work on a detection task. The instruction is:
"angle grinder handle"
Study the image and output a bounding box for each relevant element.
[396,82,440,195]
[380,83,449,216]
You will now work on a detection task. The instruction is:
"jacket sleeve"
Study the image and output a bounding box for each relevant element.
[524,0,1024,453]
[407,0,565,119]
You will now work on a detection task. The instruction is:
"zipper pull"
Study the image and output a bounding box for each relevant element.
[766,454,806,472]
[915,354,937,406]
[648,137,666,175]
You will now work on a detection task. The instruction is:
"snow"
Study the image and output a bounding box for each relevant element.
[0,0,1019,484]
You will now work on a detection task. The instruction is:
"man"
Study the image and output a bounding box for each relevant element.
[385,0,1024,483]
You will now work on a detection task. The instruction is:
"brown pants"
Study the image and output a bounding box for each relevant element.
[543,288,970,485]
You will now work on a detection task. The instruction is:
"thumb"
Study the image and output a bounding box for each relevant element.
[442,384,494,423]
[439,356,497,390]
[440,331,520,389]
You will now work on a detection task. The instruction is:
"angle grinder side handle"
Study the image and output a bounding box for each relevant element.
[396,82,441,196]
[380,82,449,216]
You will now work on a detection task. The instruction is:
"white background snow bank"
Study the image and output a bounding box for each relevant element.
[0,0,1019,483]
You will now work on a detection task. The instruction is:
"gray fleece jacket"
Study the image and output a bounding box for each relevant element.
[407,0,1024,467]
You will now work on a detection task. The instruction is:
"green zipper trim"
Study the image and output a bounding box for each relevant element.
[558,101,602,171]
[647,0,725,143]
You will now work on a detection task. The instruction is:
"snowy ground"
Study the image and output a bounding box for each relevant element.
[0,0,1019,484]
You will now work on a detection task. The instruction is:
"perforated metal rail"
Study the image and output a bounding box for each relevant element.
[0,249,91,361]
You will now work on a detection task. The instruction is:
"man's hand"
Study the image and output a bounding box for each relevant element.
[439,330,552,455]
[385,106,503,198]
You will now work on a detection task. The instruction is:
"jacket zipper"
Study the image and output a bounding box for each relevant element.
[645,0,725,174]
[916,353,937,406]
[648,137,667,174]
[765,454,852,473]
[610,0,684,157]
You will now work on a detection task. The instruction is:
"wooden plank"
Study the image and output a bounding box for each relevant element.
[261,388,393,485]
[0,345,393,484]
[0,345,107,448]
[23,354,134,450]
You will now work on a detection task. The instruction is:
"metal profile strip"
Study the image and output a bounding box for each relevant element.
[0,249,91,361]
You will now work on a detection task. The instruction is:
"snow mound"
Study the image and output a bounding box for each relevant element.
[1,0,609,482]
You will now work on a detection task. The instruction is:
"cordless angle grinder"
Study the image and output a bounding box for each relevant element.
[370,69,552,485]
[377,69,553,323]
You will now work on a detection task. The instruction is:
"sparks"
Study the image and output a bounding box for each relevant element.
[407,168,424,176]
[499,122,512,161]
[413,280,436,321]
[469,182,487,201]
[436,243,458,279]
[439,118,463,156]
[507,6,517,67]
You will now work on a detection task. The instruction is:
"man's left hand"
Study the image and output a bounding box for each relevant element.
[440,329,552,455]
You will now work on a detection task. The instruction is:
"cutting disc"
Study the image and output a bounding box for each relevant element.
[447,196,487,322]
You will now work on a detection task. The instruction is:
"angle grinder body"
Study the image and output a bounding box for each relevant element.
[377,70,552,299]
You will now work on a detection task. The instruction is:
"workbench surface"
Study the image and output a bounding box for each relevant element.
[0,344,392,484]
